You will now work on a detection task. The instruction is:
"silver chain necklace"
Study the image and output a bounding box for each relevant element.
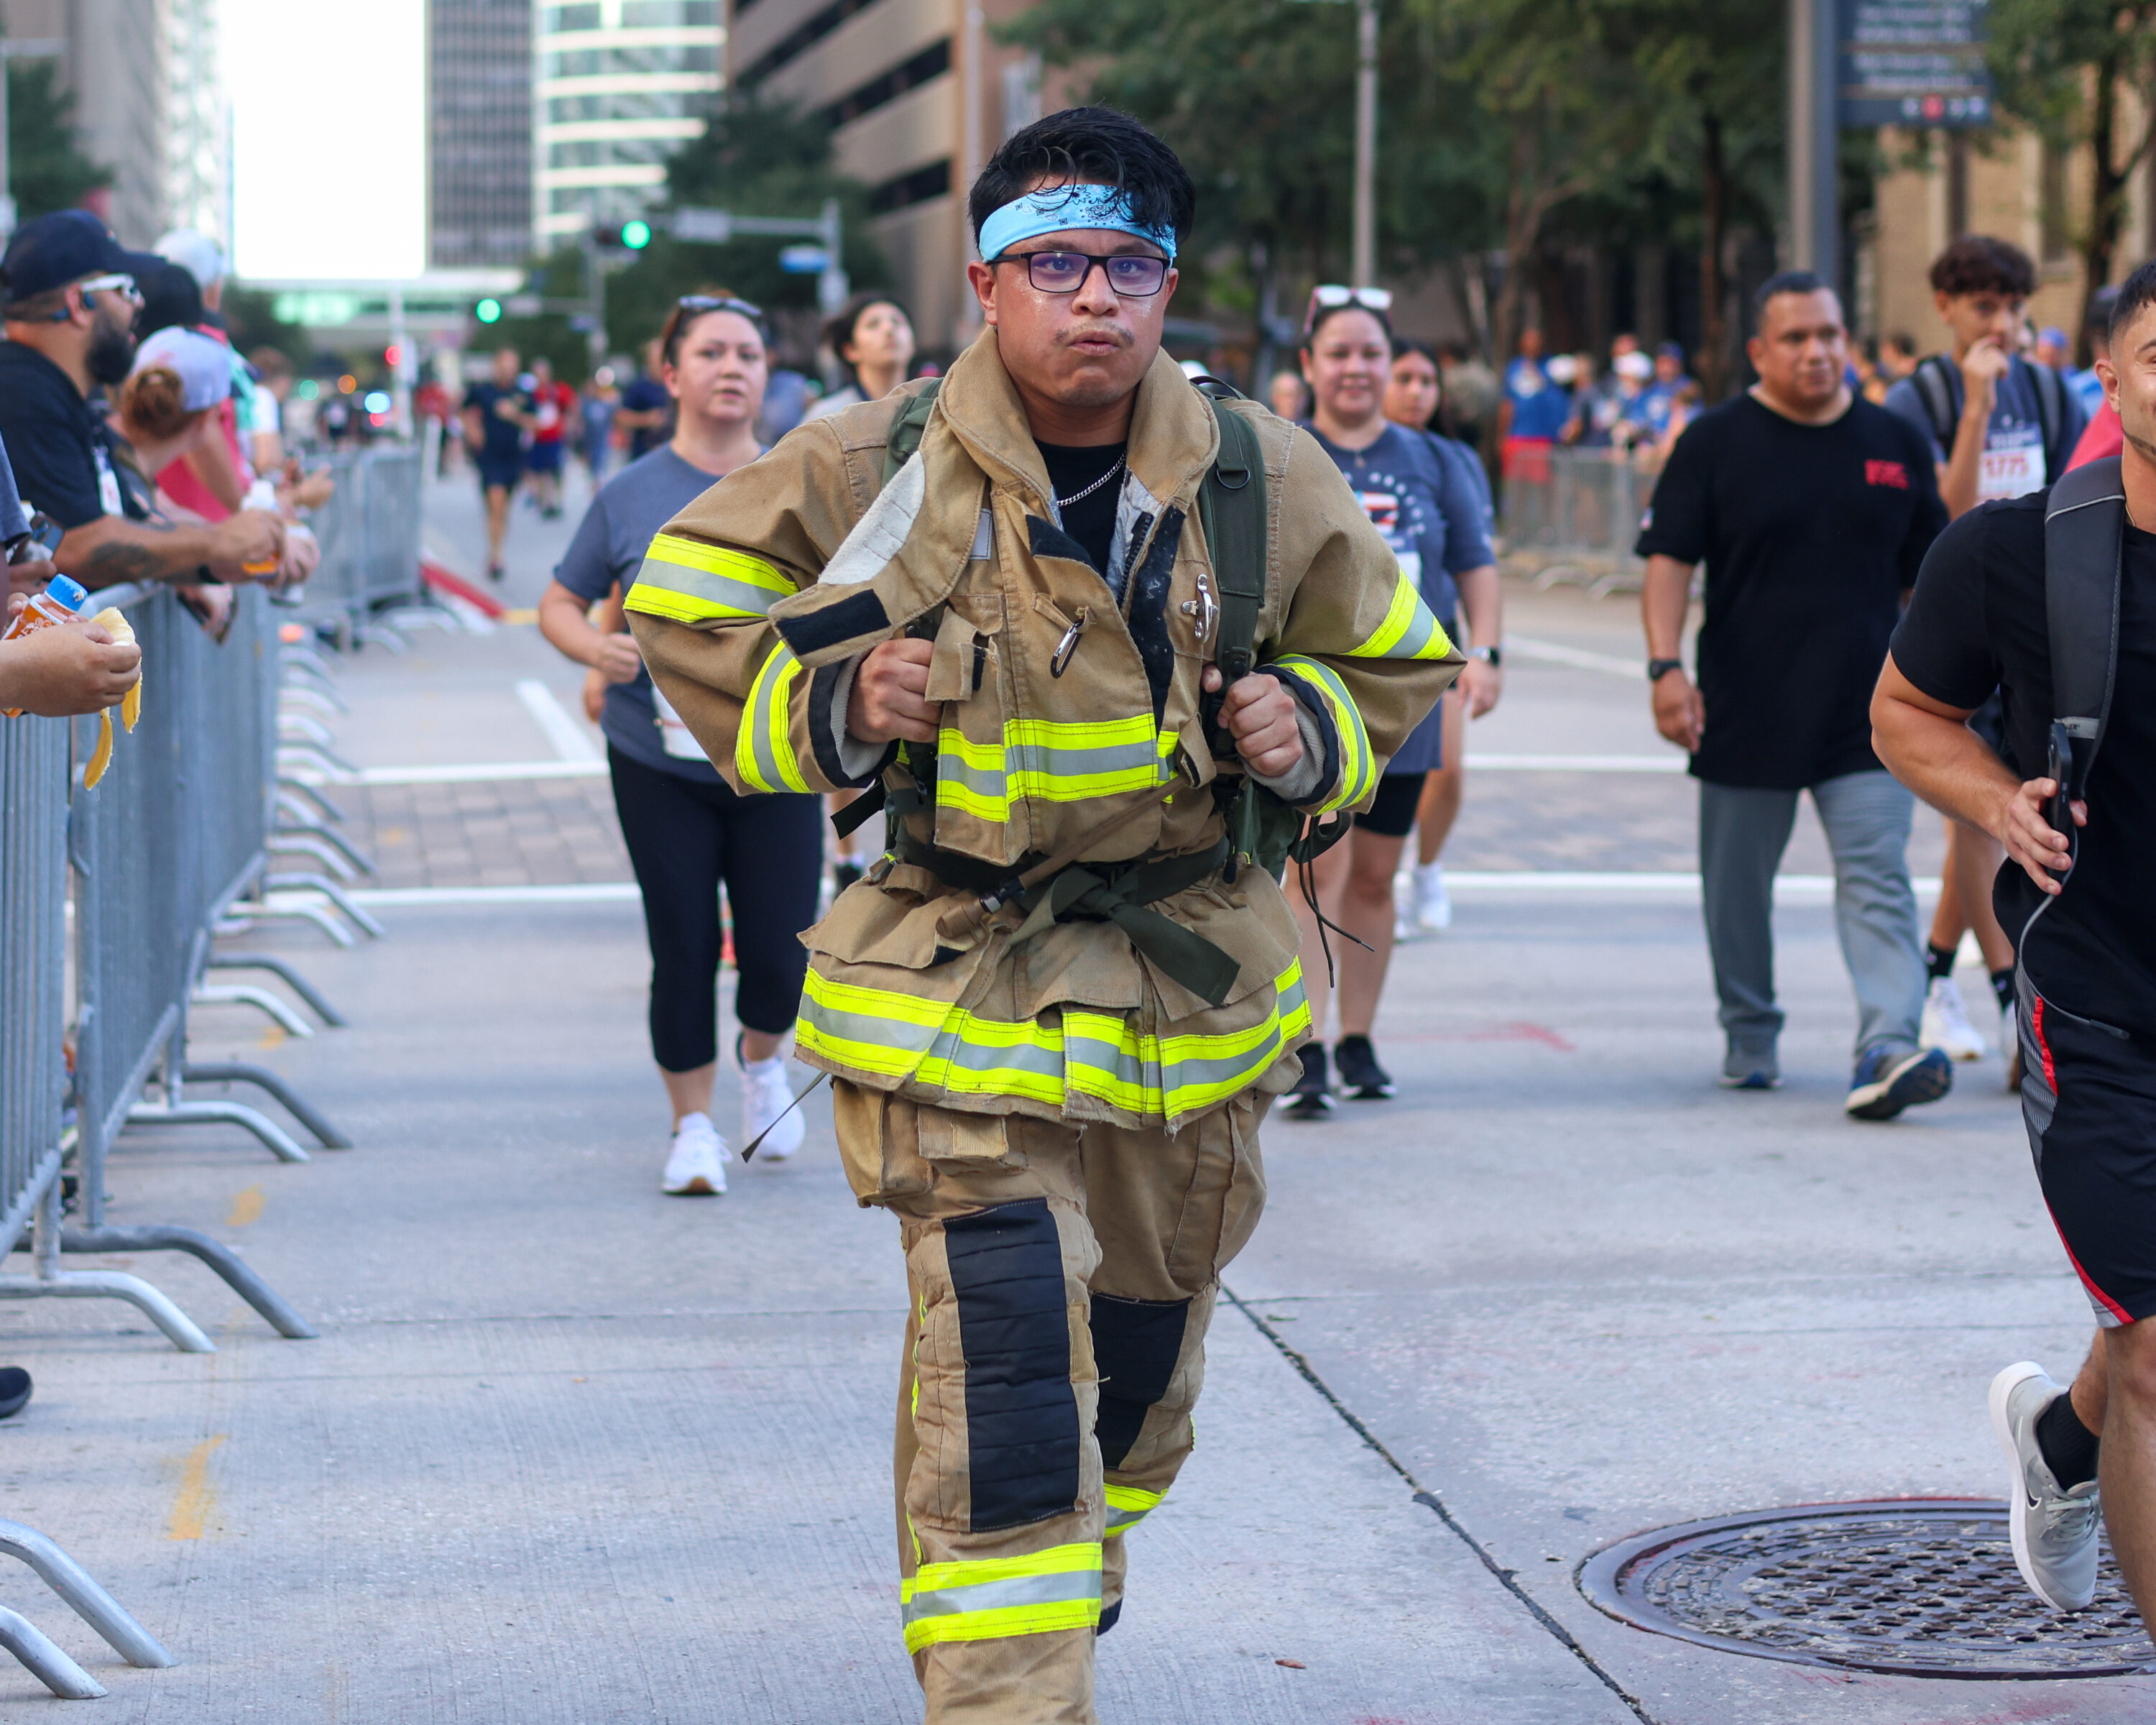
[1054,456,1125,510]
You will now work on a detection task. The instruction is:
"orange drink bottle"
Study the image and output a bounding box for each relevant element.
[1,573,89,716]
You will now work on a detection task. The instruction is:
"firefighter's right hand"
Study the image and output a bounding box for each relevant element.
[0,618,142,716]
[848,637,937,744]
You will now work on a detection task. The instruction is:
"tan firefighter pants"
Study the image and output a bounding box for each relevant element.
[831,1080,1270,1725]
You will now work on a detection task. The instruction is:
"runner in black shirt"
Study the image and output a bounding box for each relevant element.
[1636,271,1952,1117]
[1872,260,2156,1627]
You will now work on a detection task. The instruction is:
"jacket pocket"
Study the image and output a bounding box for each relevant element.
[926,596,1024,865]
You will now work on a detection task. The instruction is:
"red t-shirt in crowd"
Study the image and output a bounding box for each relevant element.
[530,380,576,446]
[2068,402,2124,471]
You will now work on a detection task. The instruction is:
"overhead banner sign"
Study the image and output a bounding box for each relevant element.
[1838,0,1992,128]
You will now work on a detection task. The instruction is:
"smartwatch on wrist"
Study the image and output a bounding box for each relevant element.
[1647,657,1685,681]
[1469,645,1502,666]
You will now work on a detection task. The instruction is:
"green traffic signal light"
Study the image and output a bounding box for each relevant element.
[622,219,652,249]
[475,298,502,324]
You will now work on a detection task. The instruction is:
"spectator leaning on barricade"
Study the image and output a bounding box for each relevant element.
[538,292,819,1196]
[1637,270,1952,1117]
[0,211,282,591]
[1871,259,2156,1629]
[1885,236,2086,1074]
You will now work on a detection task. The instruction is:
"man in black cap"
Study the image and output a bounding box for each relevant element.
[0,211,280,588]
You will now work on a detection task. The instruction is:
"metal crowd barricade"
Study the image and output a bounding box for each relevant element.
[1500,447,1660,596]
[51,584,330,1346]
[292,446,432,650]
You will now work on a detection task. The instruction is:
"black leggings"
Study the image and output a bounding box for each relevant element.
[608,745,823,1073]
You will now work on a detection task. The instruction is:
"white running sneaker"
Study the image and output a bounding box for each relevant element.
[742,1054,804,1161]
[661,1112,728,1195]
[1411,861,1452,933]
[1920,975,1988,1060]
[1989,1361,2101,1611]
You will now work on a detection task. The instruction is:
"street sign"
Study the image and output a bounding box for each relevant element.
[1838,0,1992,128]
[779,245,831,275]
[506,295,543,316]
[671,207,735,244]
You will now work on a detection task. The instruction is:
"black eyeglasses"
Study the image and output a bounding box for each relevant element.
[996,251,1169,297]
[677,294,764,320]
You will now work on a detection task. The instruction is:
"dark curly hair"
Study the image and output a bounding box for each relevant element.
[967,107,1194,254]
[1928,235,2036,300]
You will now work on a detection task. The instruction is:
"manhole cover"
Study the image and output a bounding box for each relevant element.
[1577,1499,2155,1678]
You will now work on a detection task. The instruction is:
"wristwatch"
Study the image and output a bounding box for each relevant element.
[1647,657,1686,681]
[1470,645,1502,666]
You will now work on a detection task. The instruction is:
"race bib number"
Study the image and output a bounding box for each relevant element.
[1978,424,2044,502]
[650,683,709,761]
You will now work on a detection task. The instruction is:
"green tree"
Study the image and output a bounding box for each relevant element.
[605,93,890,354]
[6,57,112,220]
[1989,0,2156,312]
[1606,0,1784,394]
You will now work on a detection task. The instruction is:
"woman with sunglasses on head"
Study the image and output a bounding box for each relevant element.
[1383,337,1504,934]
[539,291,821,1197]
[1286,291,1495,1116]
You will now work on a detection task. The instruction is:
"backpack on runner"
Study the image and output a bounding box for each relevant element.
[1910,352,2068,479]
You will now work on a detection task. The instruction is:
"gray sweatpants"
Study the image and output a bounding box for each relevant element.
[1699,770,1927,1067]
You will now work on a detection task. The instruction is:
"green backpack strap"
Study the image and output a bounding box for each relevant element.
[881,378,942,487]
[1197,391,1267,751]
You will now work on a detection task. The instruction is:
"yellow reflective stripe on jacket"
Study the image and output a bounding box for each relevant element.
[900,1541,1102,1653]
[798,960,1310,1119]
[1345,568,1457,662]
[625,535,793,625]
[934,715,1176,824]
[1104,1484,1164,1537]
[735,642,810,792]
[1270,655,1375,813]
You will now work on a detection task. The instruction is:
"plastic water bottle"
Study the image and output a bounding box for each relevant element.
[1,573,91,716]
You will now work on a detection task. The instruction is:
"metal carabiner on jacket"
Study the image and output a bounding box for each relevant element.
[1050,606,1089,677]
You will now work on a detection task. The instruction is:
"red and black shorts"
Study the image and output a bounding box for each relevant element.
[2018,972,2156,1326]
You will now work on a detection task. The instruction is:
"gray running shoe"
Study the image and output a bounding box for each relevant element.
[1989,1361,2101,1611]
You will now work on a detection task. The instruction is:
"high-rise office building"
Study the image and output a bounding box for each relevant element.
[428,0,534,268]
[163,0,229,245]
[727,0,1054,351]
[535,0,723,247]
[1,0,167,242]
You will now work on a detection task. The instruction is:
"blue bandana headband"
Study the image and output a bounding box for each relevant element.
[977,184,1177,263]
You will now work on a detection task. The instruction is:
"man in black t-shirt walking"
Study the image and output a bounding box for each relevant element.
[1873,262,2156,1626]
[1637,272,1953,1117]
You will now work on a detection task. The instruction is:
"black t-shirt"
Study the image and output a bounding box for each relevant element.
[0,341,107,529]
[463,381,530,464]
[1037,440,1127,579]
[1636,392,1947,788]
[1891,492,2156,1038]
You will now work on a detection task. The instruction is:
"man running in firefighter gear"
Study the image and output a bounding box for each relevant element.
[627,107,1458,1724]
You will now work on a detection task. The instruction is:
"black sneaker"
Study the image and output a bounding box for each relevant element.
[0,1367,32,1420]
[833,860,865,893]
[1333,1034,1394,1099]
[1285,1044,1332,1118]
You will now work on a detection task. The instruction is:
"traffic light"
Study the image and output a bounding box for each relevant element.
[593,219,653,251]
[475,298,502,324]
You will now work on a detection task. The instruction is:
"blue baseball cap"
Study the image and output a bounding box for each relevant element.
[1,210,164,306]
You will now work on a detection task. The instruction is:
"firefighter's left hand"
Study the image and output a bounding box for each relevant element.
[1203,667,1303,778]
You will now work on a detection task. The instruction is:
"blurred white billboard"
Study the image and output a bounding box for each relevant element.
[226,0,426,281]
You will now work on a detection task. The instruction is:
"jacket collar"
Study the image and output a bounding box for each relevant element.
[935,328,1221,520]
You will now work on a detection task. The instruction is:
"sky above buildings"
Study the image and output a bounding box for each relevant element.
[226,0,426,280]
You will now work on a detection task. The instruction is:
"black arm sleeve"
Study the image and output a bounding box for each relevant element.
[1889,505,1997,709]
[1634,422,1710,562]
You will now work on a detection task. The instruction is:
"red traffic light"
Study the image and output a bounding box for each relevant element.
[384,344,402,367]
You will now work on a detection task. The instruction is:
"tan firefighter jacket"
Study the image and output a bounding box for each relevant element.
[625,331,1460,1134]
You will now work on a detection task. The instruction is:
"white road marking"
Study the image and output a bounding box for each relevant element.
[515,678,601,763]
[1463,754,1683,772]
[1505,635,1648,678]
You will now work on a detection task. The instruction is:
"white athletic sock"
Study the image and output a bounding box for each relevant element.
[1414,860,1445,890]
[741,1052,786,1078]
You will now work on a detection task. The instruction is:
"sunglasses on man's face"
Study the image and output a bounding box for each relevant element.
[998,250,1170,297]
[78,273,142,306]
